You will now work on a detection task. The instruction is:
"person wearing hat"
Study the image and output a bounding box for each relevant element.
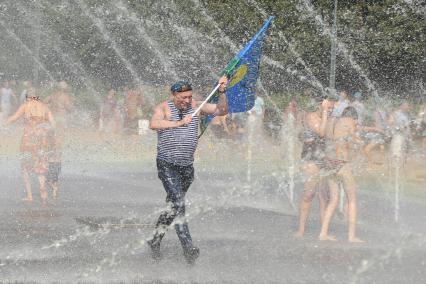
[148,76,228,264]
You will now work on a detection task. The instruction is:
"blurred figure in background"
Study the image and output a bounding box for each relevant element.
[362,98,390,165]
[247,95,265,144]
[19,81,33,105]
[283,97,301,127]
[249,95,265,118]
[387,101,412,224]
[46,127,62,199]
[209,114,231,139]
[1,80,17,121]
[231,112,249,144]
[331,90,349,118]
[124,85,144,132]
[44,81,73,131]
[351,91,366,126]
[388,101,412,163]
[5,87,55,205]
[416,103,426,155]
[99,88,121,134]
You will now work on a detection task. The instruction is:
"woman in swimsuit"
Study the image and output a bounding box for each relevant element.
[295,98,334,237]
[319,106,364,242]
[5,87,55,204]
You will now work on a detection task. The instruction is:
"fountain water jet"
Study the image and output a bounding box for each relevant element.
[113,1,179,81]
[75,0,142,83]
[0,19,55,82]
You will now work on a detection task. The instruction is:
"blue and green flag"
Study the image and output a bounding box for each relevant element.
[199,16,273,138]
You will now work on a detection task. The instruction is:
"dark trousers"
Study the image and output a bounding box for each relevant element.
[151,159,195,251]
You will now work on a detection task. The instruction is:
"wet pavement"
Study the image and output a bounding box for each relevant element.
[0,158,425,283]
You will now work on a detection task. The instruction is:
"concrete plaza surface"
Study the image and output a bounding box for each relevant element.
[0,131,425,283]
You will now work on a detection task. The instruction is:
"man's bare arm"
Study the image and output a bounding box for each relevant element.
[149,104,189,130]
[198,76,229,116]
[199,93,228,116]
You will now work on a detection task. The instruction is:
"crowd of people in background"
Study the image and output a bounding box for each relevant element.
[0,79,425,232]
[205,87,425,242]
[208,89,425,159]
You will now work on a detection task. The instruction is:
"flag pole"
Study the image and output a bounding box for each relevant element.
[193,16,273,118]
[192,83,221,117]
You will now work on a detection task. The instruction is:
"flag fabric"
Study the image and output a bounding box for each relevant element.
[199,16,273,138]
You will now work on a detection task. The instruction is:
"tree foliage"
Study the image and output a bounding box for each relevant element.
[0,0,424,97]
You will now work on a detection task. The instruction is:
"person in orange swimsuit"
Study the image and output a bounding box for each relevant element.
[5,87,55,205]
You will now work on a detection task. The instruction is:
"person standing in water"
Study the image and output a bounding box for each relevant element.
[295,97,334,238]
[99,88,121,134]
[318,106,364,242]
[148,76,228,264]
[5,87,55,205]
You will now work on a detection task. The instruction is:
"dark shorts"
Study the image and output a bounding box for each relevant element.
[47,162,61,182]
[156,159,194,203]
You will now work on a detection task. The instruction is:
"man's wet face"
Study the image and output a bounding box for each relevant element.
[174,91,193,110]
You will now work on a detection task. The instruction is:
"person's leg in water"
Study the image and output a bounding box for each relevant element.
[148,161,180,260]
[148,160,198,263]
[175,164,199,264]
[38,175,47,205]
[47,162,61,199]
[318,178,329,224]
[21,167,33,202]
[295,163,320,237]
[339,165,364,242]
[49,181,59,199]
[318,178,339,241]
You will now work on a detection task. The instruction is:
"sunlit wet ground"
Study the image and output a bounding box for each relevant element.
[0,127,425,283]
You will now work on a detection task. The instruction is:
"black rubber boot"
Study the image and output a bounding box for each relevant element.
[147,237,162,261]
[183,246,200,265]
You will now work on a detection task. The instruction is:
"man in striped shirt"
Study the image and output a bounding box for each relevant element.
[148,76,228,264]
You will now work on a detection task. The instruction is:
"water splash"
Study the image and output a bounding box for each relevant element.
[16,0,100,95]
[113,1,179,81]
[296,0,381,100]
[75,0,141,83]
[247,0,327,95]
[0,19,55,82]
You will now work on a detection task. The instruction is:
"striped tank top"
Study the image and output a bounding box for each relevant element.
[157,100,199,166]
